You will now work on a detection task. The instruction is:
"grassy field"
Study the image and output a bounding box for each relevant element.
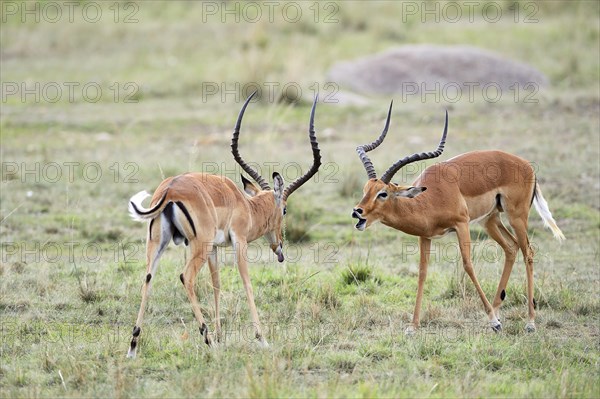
[1,1,599,397]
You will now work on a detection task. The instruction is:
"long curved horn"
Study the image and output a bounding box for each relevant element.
[380,110,448,184]
[283,95,322,200]
[231,91,271,190]
[355,101,393,179]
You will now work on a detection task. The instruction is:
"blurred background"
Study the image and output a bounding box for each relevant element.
[2,0,598,245]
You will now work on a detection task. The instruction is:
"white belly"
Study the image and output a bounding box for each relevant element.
[430,229,454,239]
[213,229,231,247]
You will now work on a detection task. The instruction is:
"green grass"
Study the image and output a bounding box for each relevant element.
[1,1,599,398]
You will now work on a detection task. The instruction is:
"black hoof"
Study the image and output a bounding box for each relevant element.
[200,323,211,346]
[491,323,502,333]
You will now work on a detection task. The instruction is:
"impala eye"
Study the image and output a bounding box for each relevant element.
[283,207,287,216]
[378,192,388,199]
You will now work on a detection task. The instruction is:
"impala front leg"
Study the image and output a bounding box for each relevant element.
[406,236,431,335]
[234,238,268,347]
[456,223,501,331]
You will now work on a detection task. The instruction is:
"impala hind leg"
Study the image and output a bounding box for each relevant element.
[406,237,431,335]
[455,223,501,331]
[484,214,518,321]
[128,215,171,358]
[181,241,213,345]
[508,215,537,332]
[207,247,221,343]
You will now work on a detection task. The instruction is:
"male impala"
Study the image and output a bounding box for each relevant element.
[352,102,564,334]
[126,92,321,358]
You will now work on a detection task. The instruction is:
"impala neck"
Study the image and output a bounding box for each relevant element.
[381,195,430,236]
[246,192,278,242]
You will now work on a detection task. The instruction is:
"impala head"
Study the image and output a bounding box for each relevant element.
[239,171,287,261]
[232,91,321,261]
[353,179,428,230]
[352,102,448,231]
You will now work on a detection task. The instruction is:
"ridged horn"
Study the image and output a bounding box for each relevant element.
[355,101,393,179]
[283,95,322,200]
[231,91,271,190]
[380,110,448,184]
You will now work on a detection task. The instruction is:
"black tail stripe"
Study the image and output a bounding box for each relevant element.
[176,201,197,237]
[530,175,537,207]
[133,191,168,216]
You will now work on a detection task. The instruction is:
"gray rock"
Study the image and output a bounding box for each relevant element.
[324,90,370,106]
[326,45,549,96]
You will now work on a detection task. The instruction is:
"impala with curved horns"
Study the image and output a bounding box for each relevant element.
[352,102,564,334]
[126,92,321,358]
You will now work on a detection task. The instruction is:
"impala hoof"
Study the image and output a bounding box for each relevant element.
[200,323,212,346]
[490,321,502,333]
[525,322,536,333]
[126,348,137,359]
[404,325,416,336]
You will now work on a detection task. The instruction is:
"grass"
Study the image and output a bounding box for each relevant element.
[1,1,599,398]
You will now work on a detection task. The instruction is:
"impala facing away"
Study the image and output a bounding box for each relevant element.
[352,103,564,334]
[126,93,321,358]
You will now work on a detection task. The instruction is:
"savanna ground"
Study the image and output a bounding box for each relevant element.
[1,1,599,397]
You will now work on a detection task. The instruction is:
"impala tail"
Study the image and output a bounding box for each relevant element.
[532,183,565,241]
[128,191,168,221]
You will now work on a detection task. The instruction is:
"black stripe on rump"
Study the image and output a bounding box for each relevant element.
[176,201,197,237]
[495,194,504,212]
[148,218,155,240]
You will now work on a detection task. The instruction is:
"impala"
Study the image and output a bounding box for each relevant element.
[352,102,564,334]
[126,93,321,358]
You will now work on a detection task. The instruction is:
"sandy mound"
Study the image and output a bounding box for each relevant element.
[326,45,548,96]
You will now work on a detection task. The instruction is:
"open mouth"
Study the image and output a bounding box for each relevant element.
[352,210,367,231]
[275,244,284,263]
[355,219,366,230]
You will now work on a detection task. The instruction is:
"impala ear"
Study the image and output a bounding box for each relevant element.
[396,186,427,198]
[273,172,285,205]
[241,174,260,197]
